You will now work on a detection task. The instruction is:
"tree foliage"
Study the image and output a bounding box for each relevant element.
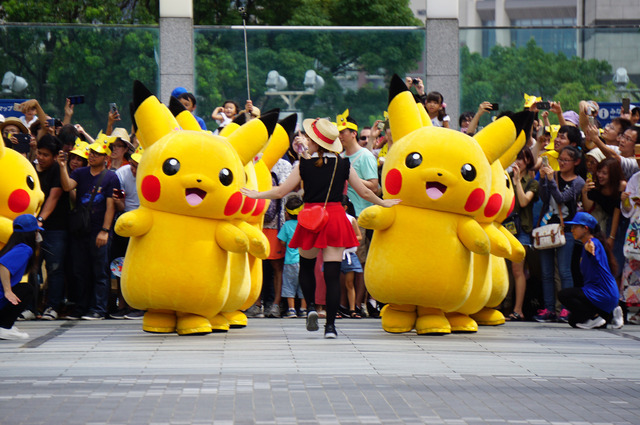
[461,38,615,125]
[1,0,423,132]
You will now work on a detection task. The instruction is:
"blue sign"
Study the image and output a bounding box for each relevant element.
[0,99,28,118]
[596,102,637,126]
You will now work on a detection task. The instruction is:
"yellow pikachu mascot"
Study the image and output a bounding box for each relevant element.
[447,112,533,331]
[471,119,532,326]
[115,81,275,335]
[234,114,297,320]
[0,142,44,248]
[358,74,518,335]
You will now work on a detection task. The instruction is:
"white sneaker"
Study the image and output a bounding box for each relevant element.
[42,307,58,321]
[611,306,624,329]
[17,310,36,321]
[0,326,29,340]
[577,316,606,329]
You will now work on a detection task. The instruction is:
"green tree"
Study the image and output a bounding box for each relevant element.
[460,39,614,126]
[193,0,423,129]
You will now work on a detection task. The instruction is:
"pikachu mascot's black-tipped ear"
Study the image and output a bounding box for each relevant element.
[132,80,180,148]
[388,74,430,144]
[168,96,202,131]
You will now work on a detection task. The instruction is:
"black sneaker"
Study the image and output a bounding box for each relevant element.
[109,309,128,320]
[61,310,82,320]
[324,324,337,339]
[124,309,144,320]
[81,312,105,321]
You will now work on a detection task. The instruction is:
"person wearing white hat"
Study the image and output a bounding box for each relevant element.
[242,118,400,339]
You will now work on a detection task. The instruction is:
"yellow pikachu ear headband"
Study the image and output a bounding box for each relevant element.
[524,93,542,108]
[336,108,358,132]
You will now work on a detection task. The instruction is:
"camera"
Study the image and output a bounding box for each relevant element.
[67,95,85,105]
[536,101,551,110]
[46,118,56,127]
[490,103,499,111]
[412,78,420,85]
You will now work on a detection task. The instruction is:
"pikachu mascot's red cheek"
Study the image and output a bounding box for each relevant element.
[0,143,44,248]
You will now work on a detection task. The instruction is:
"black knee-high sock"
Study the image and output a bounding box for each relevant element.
[299,257,317,311]
[323,261,341,327]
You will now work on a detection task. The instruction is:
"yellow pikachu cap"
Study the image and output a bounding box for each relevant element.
[130,145,144,163]
[70,139,90,159]
[336,108,358,132]
[524,93,542,108]
[90,132,114,155]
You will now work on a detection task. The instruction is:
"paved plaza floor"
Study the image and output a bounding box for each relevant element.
[1,318,639,424]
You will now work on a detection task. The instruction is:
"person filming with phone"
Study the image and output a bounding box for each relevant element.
[57,140,121,321]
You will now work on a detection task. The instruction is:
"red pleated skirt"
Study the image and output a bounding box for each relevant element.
[289,202,359,250]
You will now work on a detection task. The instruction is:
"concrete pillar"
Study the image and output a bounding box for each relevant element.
[425,1,460,129]
[159,0,194,103]
[495,0,511,47]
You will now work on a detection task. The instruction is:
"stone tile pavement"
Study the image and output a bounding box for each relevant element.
[1,318,639,424]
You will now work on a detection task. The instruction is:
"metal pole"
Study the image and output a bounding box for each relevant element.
[240,7,251,101]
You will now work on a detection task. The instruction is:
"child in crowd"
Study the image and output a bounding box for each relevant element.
[340,196,363,318]
[211,100,239,134]
[0,215,42,340]
[559,212,623,329]
[424,91,450,128]
[277,195,307,318]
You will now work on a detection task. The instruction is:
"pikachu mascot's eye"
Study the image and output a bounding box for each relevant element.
[461,163,477,182]
[405,152,422,169]
[219,168,233,186]
[26,175,35,190]
[162,158,180,175]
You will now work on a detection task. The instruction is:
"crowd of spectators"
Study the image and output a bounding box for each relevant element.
[2,79,640,340]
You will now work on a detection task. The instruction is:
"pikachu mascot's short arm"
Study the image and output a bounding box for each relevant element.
[235,220,268,259]
[458,217,491,255]
[115,209,153,237]
[215,221,250,253]
[358,205,396,231]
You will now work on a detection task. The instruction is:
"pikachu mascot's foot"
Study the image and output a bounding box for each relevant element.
[380,304,417,333]
[143,309,177,333]
[471,307,506,326]
[222,310,247,328]
[176,312,213,335]
[445,312,478,333]
[208,314,230,332]
[416,307,451,335]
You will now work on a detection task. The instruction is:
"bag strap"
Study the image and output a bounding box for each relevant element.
[555,172,565,229]
[323,156,339,208]
[87,169,108,209]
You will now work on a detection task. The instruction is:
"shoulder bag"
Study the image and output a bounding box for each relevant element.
[532,172,566,250]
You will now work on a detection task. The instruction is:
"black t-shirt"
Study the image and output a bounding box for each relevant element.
[36,162,69,231]
[299,155,350,204]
